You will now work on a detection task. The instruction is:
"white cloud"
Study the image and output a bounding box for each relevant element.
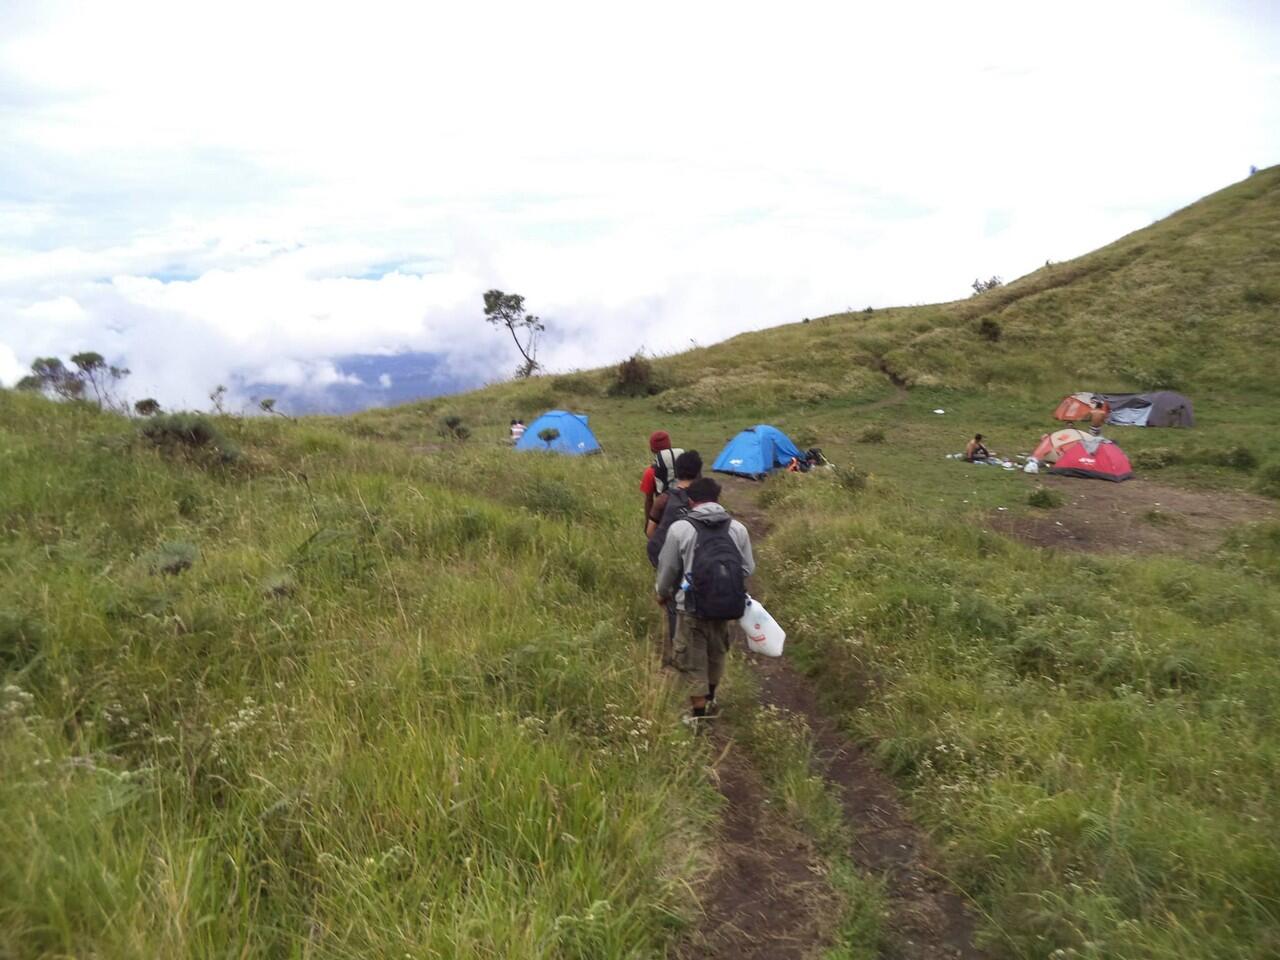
[1,0,1277,406]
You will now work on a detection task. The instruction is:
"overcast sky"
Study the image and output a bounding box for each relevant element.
[2,0,1277,409]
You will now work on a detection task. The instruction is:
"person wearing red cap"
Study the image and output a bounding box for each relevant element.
[641,431,683,530]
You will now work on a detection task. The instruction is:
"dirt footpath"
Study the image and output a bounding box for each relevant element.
[990,475,1273,554]
[677,478,990,959]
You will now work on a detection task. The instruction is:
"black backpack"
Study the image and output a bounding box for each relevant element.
[652,447,683,495]
[646,486,691,567]
[688,516,747,620]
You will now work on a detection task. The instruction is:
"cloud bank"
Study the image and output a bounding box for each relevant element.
[2,0,1277,409]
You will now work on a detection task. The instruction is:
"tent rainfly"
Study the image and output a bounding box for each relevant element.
[514,410,602,455]
[712,425,804,478]
[1099,391,1195,428]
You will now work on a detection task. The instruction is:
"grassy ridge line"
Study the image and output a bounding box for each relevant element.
[0,391,718,958]
[345,165,1279,445]
[752,470,1280,959]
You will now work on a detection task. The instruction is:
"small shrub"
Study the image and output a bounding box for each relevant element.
[971,276,1003,295]
[145,541,199,576]
[1028,487,1064,509]
[832,465,868,494]
[537,427,560,447]
[857,426,886,444]
[1130,447,1181,470]
[1223,445,1259,471]
[140,413,240,463]
[1242,284,1278,306]
[438,414,470,442]
[1253,460,1280,499]
[977,317,1002,342]
[608,352,661,397]
[133,398,161,416]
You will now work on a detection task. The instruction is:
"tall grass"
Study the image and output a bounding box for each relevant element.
[758,474,1280,958]
[0,391,714,957]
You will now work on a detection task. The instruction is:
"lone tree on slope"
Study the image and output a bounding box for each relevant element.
[483,289,545,378]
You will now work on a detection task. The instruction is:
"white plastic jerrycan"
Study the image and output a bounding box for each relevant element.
[739,596,786,657]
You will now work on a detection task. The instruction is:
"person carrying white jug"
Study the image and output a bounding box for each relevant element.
[654,477,755,724]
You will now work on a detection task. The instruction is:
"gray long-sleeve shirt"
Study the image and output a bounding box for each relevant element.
[654,502,755,614]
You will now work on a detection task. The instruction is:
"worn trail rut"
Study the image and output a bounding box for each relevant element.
[678,479,990,959]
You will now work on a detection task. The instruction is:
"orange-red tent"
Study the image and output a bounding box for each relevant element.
[1053,393,1108,422]
[1049,438,1133,481]
[1031,428,1088,463]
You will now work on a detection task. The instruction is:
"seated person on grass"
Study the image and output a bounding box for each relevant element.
[964,433,996,462]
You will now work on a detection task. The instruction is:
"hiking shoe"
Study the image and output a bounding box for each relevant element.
[703,700,721,719]
[680,713,710,734]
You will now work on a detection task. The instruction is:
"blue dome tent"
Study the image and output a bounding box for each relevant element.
[712,425,803,478]
[515,410,602,456]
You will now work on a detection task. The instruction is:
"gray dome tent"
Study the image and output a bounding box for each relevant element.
[1099,391,1194,428]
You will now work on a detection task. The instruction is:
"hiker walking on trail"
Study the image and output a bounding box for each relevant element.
[640,430,684,530]
[655,477,755,722]
[646,450,703,667]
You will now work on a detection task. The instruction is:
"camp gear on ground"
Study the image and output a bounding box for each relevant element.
[647,486,691,567]
[654,503,755,614]
[1024,459,1040,474]
[514,411,602,455]
[1048,436,1133,481]
[1098,391,1195,427]
[652,447,683,494]
[1031,428,1088,464]
[712,425,804,479]
[740,597,785,657]
[687,516,748,620]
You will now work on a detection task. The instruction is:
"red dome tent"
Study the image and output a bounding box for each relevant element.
[1048,437,1133,482]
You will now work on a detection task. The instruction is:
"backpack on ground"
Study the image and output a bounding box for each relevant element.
[688,517,747,620]
[646,486,691,567]
[652,447,684,495]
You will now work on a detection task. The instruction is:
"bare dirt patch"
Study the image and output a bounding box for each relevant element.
[991,476,1274,554]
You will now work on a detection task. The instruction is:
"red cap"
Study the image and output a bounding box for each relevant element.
[649,430,671,452]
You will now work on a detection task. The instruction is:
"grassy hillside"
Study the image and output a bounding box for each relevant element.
[0,392,722,957]
[4,168,1279,958]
